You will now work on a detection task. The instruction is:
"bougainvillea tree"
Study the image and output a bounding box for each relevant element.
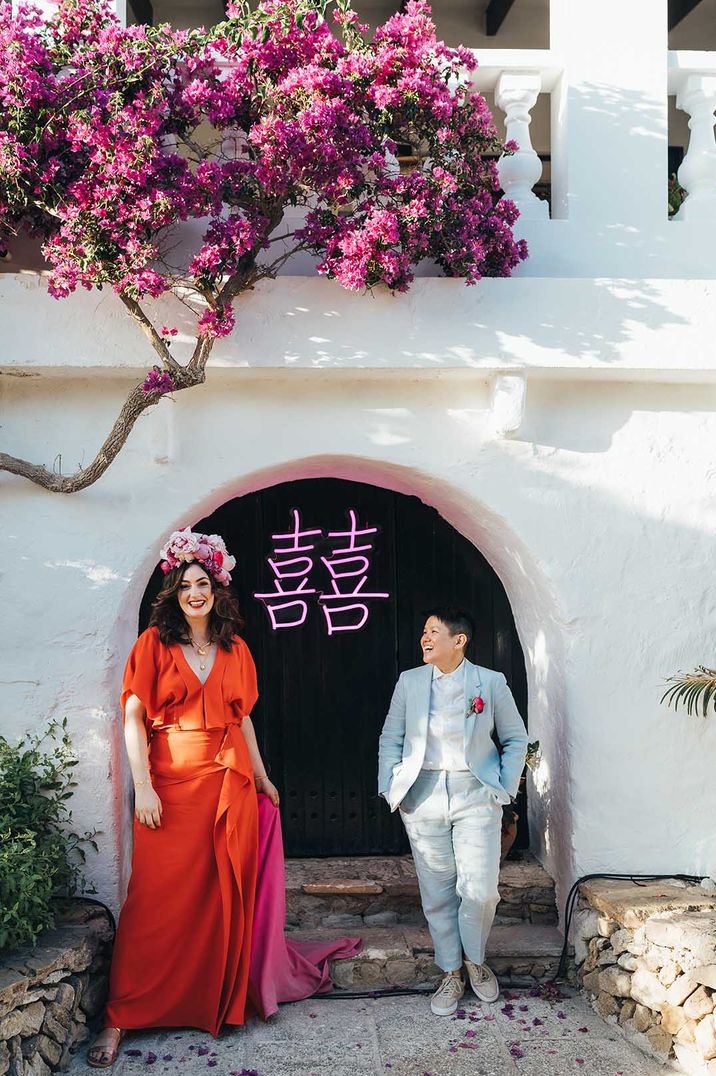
[0,0,527,492]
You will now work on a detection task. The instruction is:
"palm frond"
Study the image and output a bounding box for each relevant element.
[661,667,716,717]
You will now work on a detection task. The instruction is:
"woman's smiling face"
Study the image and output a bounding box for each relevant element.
[178,562,215,622]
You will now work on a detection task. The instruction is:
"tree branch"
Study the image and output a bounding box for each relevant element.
[187,332,215,375]
[0,365,207,493]
[117,293,179,370]
[1,204,287,493]
[259,240,310,278]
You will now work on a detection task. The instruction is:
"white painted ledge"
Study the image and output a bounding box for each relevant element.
[1,275,716,381]
[491,374,527,436]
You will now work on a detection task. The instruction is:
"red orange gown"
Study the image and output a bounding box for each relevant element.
[106,627,260,1034]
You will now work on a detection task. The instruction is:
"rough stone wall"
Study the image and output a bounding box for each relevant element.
[0,907,111,1075]
[574,878,716,1072]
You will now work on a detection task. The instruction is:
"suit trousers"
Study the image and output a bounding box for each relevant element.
[399,769,502,972]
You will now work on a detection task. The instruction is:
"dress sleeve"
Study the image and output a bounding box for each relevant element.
[121,628,161,720]
[226,637,259,723]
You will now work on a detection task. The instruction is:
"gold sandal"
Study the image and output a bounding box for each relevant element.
[87,1028,124,1068]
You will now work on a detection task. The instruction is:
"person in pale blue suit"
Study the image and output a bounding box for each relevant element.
[378,607,528,1016]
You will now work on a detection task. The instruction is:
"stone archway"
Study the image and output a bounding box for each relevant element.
[138,475,529,857]
[117,455,571,899]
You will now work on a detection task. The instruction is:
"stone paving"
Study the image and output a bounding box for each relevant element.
[69,985,668,1076]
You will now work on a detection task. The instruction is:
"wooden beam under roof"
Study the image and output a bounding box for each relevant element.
[128,0,153,26]
[486,0,517,36]
[668,0,704,31]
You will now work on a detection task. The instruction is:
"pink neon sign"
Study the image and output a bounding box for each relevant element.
[253,509,322,630]
[254,508,389,634]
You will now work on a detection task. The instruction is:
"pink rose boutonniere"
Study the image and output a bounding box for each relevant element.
[468,696,485,717]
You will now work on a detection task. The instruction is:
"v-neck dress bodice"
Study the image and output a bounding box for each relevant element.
[121,626,257,732]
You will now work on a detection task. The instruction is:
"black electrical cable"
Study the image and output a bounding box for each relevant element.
[313,986,434,1000]
[310,975,542,1001]
[553,872,703,981]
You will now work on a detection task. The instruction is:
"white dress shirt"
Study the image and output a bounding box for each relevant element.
[422,660,470,771]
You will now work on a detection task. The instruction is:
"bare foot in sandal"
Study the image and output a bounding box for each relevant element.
[87,1027,124,1068]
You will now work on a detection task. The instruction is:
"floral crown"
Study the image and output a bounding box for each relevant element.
[159,527,236,587]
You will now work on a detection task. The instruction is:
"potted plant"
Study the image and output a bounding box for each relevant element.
[501,740,540,862]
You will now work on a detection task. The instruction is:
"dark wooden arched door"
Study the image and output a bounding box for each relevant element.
[138,478,528,857]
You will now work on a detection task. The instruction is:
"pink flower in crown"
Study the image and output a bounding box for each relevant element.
[207,534,236,574]
[160,528,199,564]
[195,539,213,562]
[159,528,236,584]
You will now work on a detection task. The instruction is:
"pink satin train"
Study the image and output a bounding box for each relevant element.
[250,794,362,1019]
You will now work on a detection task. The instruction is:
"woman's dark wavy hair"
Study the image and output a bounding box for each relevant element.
[149,561,245,651]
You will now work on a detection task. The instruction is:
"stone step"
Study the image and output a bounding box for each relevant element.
[285,851,558,930]
[286,922,569,989]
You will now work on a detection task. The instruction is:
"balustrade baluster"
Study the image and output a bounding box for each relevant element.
[495,71,548,220]
[674,74,716,220]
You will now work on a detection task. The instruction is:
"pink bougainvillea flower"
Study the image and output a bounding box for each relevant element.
[142,368,175,395]
[0,0,525,327]
[0,0,528,495]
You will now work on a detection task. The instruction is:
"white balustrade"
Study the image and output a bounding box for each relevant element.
[469,53,562,223]
[669,56,716,221]
[494,71,549,220]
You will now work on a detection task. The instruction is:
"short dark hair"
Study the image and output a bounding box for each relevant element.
[423,606,475,647]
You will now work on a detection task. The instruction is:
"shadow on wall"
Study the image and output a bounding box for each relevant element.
[518,380,716,454]
[225,268,690,375]
[233,77,692,368]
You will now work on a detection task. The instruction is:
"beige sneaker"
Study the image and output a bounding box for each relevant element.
[430,971,465,1016]
[464,959,500,1002]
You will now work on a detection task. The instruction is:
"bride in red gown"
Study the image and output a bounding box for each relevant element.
[88,529,359,1066]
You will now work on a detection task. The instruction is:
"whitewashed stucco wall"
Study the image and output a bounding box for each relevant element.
[2,0,715,938]
[1,367,715,918]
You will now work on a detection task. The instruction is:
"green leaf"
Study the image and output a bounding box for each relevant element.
[0,720,97,952]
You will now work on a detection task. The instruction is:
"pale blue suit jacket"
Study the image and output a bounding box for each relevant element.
[377,659,529,812]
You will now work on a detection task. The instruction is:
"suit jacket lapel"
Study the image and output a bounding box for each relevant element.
[412,664,433,740]
[464,659,483,748]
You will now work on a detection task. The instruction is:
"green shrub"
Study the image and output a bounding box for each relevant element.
[0,718,96,951]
